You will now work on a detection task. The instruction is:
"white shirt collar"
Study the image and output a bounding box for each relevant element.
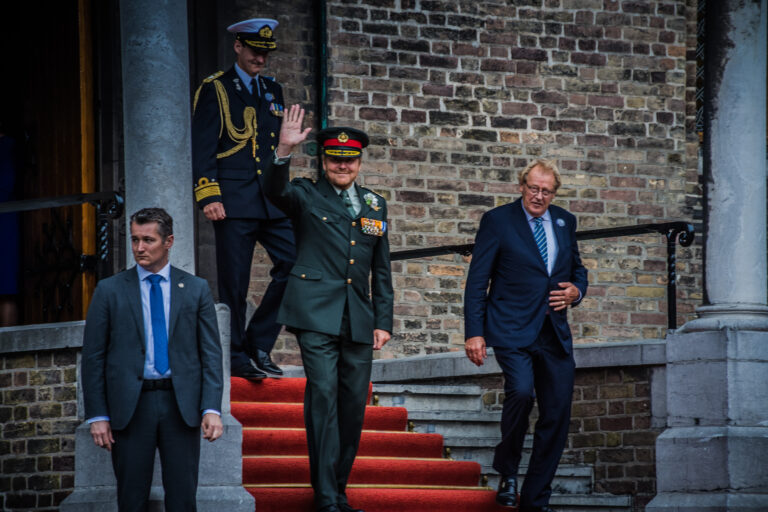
[136,261,171,282]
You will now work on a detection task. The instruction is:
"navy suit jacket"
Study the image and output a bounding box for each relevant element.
[464,199,588,354]
[82,266,223,430]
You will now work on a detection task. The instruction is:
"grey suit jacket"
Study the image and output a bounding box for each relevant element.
[82,266,223,430]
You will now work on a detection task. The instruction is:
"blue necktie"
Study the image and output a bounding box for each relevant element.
[147,274,169,374]
[250,77,259,98]
[533,217,548,269]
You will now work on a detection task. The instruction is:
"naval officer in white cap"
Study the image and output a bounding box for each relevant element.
[192,18,296,382]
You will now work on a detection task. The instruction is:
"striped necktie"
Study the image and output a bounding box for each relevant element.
[533,217,548,268]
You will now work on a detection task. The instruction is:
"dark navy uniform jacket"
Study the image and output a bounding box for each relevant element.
[192,66,285,219]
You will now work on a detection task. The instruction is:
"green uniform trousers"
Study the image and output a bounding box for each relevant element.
[298,308,373,510]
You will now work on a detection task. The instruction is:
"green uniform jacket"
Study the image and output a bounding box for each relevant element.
[263,161,393,343]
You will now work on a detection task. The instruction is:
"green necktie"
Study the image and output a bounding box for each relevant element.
[340,189,356,217]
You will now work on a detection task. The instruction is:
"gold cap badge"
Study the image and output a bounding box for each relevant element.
[338,132,349,143]
[259,26,273,38]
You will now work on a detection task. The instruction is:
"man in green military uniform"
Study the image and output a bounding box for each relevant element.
[263,105,393,512]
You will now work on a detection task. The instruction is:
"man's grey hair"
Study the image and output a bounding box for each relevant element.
[518,158,562,192]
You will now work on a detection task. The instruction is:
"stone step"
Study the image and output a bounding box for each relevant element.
[547,493,632,511]
[476,465,593,495]
[407,410,502,439]
[372,383,484,413]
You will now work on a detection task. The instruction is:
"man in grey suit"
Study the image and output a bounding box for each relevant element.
[82,207,224,512]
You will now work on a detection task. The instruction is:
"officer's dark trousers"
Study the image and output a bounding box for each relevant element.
[492,316,575,510]
[214,217,295,371]
[297,309,372,511]
[111,388,200,512]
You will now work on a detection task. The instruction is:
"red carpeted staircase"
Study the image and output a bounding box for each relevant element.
[231,377,514,512]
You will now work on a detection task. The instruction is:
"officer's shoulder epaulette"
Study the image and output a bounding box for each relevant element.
[360,187,385,200]
[202,70,225,84]
[263,75,276,82]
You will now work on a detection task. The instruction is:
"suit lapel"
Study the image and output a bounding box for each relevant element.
[510,200,548,272]
[125,268,146,347]
[168,266,183,342]
[551,210,568,271]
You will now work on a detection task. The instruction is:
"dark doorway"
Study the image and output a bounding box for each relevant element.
[0,0,97,324]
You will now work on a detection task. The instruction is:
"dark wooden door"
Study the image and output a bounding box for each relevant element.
[0,0,96,324]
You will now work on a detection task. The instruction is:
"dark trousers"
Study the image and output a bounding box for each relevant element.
[214,217,296,371]
[111,388,200,512]
[297,309,372,510]
[492,317,575,510]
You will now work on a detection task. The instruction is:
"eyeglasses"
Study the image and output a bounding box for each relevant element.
[524,183,555,198]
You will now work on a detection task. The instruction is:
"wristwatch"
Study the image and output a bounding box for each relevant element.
[273,150,292,165]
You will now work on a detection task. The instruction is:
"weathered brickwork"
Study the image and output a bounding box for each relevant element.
[480,366,658,511]
[230,1,703,361]
[328,0,701,357]
[0,350,79,510]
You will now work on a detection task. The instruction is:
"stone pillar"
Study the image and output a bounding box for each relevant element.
[60,1,253,509]
[647,1,768,511]
[120,0,195,272]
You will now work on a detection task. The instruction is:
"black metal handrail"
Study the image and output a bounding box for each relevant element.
[0,191,122,214]
[0,191,124,272]
[391,221,695,330]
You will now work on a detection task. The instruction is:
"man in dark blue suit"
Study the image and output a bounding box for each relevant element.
[464,159,588,512]
[192,18,295,380]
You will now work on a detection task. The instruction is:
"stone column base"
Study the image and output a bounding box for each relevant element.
[60,485,254,512]
[59,415,254,512]
[645,326,768,511]
[646,491,768,512]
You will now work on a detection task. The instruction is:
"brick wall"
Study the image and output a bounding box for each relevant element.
[480,366,659,511]
[0,350,79,511]
[228,0,705,363]
[330,0,702,354]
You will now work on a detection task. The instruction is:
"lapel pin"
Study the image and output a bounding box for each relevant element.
[178,283,184,288]
[556,218,565,227]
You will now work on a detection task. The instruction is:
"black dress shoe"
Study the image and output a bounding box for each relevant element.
[231,362,267,381]
[495,475,518,507]
[337,503,364,512]
[316,505,340,512]
[254,349,283,375]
